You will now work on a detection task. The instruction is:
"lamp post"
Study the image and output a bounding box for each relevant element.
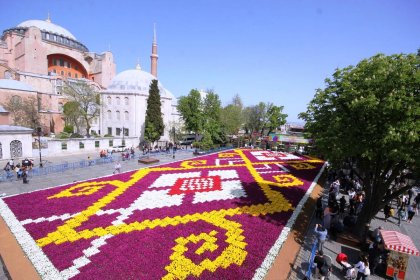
[122,126,125,145]
[37,127,43,168]
[172,127,176,159]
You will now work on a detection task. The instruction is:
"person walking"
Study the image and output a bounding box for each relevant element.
[414,193,420,215]
[113,161,121,174]
[22,167,29,184]
[314,223,328,253]
[315,196,323,219]
[407,203,415,223]
[384,203,392,222]
[355,255,369,280]
[407,188,414,205]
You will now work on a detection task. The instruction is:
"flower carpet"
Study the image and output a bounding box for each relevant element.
[0,149,324,279]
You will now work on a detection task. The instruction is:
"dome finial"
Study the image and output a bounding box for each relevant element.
[46,12,51,23]
[136,58,141,70]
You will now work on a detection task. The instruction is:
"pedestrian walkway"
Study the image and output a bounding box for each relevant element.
[0,150,194,196]
[289,184,420,280]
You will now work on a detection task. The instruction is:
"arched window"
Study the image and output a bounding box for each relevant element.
[58,102,64,113]
[116,97,120,105]
[116,110,120,120]
[124,97,129,105]
[124,111,129,121]
[107,96,112,105]
[107,110,112,120]
[10,140,22,158]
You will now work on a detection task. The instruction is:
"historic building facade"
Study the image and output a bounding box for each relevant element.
[100,63,179,141]
[0,16,116,134]
[0,16,180,156]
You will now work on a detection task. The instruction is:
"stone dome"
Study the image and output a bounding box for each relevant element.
[17,19,76,40]
[106,65,174,99]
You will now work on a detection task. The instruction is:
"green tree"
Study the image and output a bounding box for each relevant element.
[144,79,164,143]
[299,53,420,231]
[63,101,82,133]
[221,94,244,135]
[202,90,225,144]
[64,81,100,137]
[266,104,288,135]
[177,89,203,141]
[3,96,41,129]
[199,130,214,150]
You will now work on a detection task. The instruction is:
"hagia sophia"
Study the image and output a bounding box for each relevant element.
[0,15,180,143]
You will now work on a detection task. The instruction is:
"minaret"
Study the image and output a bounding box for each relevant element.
[150,23,158,77]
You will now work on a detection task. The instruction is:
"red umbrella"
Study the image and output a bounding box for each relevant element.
[380,230,419,256]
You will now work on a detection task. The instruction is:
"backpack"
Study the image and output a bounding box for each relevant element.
[364,266,371,276]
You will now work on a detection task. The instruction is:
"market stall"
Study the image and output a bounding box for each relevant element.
[380,230,419,279]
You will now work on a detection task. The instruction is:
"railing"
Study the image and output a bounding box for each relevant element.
[0,149,193,182]
[192,146,233,155]
[0,147,233,183]
[305,239,318,279]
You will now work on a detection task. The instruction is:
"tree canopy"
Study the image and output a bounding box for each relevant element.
[3,96,41,129]
[144,79,164,143]
[243,102,287,137]
[220,94,244,136]
[299,52,420,226]
[202,90,224,144]
[63,81,101,137]
[177,89,203,141]
[63,101,83,133]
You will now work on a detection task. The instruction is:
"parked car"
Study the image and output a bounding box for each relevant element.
[107,145,126,153]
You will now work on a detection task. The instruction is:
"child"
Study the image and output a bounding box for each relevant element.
[397,205,406,226]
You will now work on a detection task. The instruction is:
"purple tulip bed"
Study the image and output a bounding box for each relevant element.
[0,149,324,279]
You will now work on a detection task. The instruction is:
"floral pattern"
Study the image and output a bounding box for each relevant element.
[0,149,325,279]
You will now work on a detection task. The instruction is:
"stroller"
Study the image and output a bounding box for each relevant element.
[336,253,357,279]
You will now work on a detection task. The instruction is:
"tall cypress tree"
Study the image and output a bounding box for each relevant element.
[144,80,164,142]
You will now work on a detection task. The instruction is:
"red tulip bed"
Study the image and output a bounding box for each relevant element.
[0,149,324,279]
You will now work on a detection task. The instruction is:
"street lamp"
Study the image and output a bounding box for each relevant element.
[122,126,125,145]
[172,127,176,159]
[37,127,43,168]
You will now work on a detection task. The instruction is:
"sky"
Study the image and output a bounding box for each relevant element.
[1,0,419,122]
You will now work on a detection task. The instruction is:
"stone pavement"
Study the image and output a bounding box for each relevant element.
[289,184,420,280]
[0,150,194,196]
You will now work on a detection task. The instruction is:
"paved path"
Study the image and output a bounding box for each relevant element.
[290,184,420,280]
[0,150,194,196]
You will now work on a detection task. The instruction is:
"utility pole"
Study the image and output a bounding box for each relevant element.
[37,127,43,167]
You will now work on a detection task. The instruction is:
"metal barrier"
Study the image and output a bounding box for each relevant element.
[0,156,115,182]
[0,147,233,183]
[305,239,318,279]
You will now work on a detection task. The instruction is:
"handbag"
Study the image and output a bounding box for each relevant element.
[364,266,371,276]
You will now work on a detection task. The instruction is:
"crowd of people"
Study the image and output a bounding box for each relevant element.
[3,158,33,183]
[312,165,418,279]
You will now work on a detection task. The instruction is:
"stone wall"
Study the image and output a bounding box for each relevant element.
[36,137,139,156]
